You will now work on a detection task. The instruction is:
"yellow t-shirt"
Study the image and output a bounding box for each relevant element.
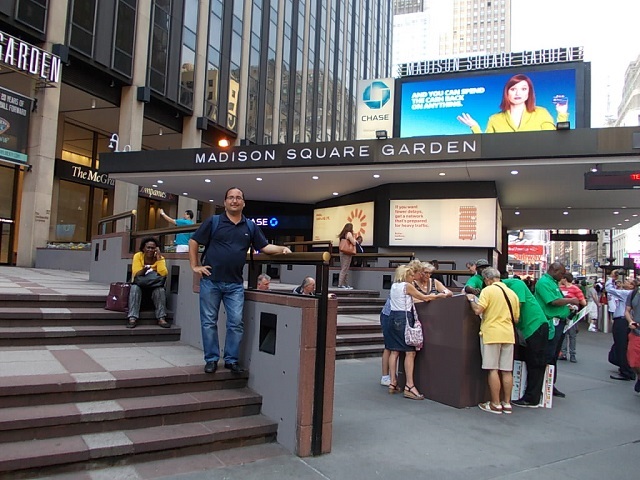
[470,107,569,133]
[477,282,520,344]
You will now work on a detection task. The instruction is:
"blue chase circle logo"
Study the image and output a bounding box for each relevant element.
[362,81,391,109]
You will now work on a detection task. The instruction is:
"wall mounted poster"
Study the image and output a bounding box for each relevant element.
[389,198,497,247]
[313,202,374,245]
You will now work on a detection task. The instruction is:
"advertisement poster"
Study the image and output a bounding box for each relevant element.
[313,202,374,245]
[356,78,394,140]
[389,198,497,247]
[0,87,32,165]
[399,66,578,137]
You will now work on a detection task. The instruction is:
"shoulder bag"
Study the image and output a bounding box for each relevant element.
[105,282,131,312]
[134,270,166,289]
[404,284,423,350]
[339,238,356,255]
[495,284,526,347]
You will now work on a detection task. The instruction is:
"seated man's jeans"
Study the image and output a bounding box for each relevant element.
[199,278,245,365]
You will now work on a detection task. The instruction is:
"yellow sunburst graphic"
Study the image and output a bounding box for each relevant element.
[347,208,368,237]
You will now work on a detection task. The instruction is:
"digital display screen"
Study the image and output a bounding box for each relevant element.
[397,63,585,137]
[585,171,640,190]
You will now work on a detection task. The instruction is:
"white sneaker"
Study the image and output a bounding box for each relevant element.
[380,375,391,386]
[588,326,597,332]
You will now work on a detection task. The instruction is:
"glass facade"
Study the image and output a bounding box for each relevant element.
[68,0,97,56]
[113,0,137,76]
[149,0,172,94]
[205,0,223,123]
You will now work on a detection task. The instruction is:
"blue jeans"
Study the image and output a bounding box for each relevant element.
[199,278,245,364]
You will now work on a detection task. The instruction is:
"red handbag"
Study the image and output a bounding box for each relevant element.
[105,282,131,312]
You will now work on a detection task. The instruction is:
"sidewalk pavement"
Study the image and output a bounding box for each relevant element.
[0,267,638,479]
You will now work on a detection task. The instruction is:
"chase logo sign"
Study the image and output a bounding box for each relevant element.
[362,81,391,109]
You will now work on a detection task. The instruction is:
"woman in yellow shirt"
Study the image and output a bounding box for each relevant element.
[457,74,569,133]
[127,236,169,328]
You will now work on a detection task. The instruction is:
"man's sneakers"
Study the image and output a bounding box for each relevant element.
[380,375,391,386]
[225,363,245,374]
[570,355,577,363]
[588,325,598,332]
[512,398,539,408]
[553,387,566,398]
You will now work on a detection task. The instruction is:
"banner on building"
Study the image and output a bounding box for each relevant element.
[356,78,395,140]
[0,87,32,166]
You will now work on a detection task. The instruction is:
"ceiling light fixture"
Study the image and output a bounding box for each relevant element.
[152,184,158,187]
[510,170,518,175]
[439,172,446,176]
[332,192,339,196]
[158,128,163,136]
[514,211,520,215]
[256,177,263,181]
[613,211,619,214]
[204,179,211,183]
[209,199,214,202]
[183,192,188,196]
[312,176,319,180]
[590,165,598,173]
[91,98,96,109]
[563,211,569,215]
[373,174,380,178]
[157,180,163,184]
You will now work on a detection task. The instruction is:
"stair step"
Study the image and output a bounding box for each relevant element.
[336,344,384,359]
[0,365,248,408]
[0,294,107,309]
[337,324,382,334]
[0,414,277,476]
[0,388,263,444]
[0,307,174,327]
[0,325,180,346]
[336,333,383,346]
[338,306,384,314]
[336,297,385,305]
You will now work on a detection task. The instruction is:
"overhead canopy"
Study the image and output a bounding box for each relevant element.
[99,127,640,231]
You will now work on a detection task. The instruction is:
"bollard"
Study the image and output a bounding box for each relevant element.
[599,305,610,333]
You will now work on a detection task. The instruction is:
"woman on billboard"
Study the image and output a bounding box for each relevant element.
[457,74,569,133]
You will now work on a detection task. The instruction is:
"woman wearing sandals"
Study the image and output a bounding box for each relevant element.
[386,264,440,400]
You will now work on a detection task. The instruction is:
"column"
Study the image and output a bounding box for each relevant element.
[17,1,69,266]
[113,0,152,230]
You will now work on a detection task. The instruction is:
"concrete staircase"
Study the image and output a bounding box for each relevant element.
[0,293,179,346]
[334,289,385,359]
[0,293,278,478]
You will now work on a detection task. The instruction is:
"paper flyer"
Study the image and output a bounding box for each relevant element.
[563,307,589,333]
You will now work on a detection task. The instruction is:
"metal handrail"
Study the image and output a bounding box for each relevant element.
[97,210,137,235]
[284,240,334,251]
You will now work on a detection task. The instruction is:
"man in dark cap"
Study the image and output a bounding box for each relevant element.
[464,259,490,295]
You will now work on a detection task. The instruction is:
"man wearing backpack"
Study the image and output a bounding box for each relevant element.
[189,187,291,374]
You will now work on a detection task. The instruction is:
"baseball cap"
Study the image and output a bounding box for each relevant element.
[475,259,490,267]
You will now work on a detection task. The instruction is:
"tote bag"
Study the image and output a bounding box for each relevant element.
[339,238,356,255]
[105,282,131,312]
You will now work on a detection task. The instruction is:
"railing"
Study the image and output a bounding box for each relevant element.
[132,223,200,251]
[284,240,333,252]
[330,251,416,268]
[97,210,137,235]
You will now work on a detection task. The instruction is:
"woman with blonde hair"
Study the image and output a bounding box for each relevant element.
[385,264,440,400]
[413,261,453,300]
[337,223,356,289]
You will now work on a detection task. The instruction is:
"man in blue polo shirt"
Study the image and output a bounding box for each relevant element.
[189,187,291,374]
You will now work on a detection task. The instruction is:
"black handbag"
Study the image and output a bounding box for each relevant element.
[134,270,166,289]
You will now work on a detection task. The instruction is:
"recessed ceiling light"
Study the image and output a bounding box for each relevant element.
[590,167,598,172]
[613,211,619,215]
[622,206,627,208]
[439,172,446,176]
[510,170,518,175]
[152,184,158,187]
[373,174,380,178]
[209,199,214,202]
[332,192,339,196]
[183,192,188,196]
[514,211,520,215]
[563,211,569,215]
[312,176,319,180]
[205,179,211,183]
[633,214,638,217]
[157,180,163,184]
[256,177,263,181]
[625,219,630,222]
[618,223,622,226]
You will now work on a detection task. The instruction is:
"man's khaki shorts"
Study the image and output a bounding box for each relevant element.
[480,341,514,371]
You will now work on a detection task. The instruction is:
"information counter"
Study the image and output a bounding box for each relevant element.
[400,295,487,408]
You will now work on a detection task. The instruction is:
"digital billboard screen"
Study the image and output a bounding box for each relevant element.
[397,63,586,138]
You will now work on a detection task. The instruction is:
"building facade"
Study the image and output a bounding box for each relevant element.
[614,53,640,127]
[393,0,511,73]
[0,0,392,266]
